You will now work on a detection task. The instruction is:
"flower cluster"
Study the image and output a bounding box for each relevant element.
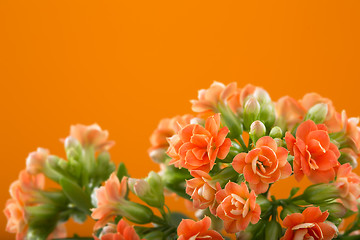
[4,81,360,240]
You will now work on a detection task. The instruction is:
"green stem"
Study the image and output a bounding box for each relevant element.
[151,215,166,225]
[237,136,248,152]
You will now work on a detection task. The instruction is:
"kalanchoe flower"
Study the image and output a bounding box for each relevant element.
[4,170,45,240]
[276,96,306,132]
[91,173,128,229]
[69,123,114,151]
[91,173,153,230]
[191,81,238,114]
[281,207,337,240]
[285,120,340,183]
[186,170,217,214]
[177,216,224,240]
[26,148,49,175]
[232,136,292,194]
[334,163,360,212]
[148,114,193,163]
[94,219,143,240]
[215,182,261,233]
[167,113,231,173]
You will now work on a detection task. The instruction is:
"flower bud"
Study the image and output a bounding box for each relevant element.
[265,220,282,240]
[280,204,301,220]
[256,195,271,213]
[249,121,266,144]
[64,136,82,160]
[305,103,328,124]
[269,126,283,139]
[339,150,358,169]
[303,183,340,204]
[243,96,261,130]
[118,201,153,224]
[259,103,276,129]
[190,117,205,126]
[128,171,164,208]
[26,148,49,175]
[149,148,167,164]
[142,231,164,240]
[253,88,271,105]
[320,202,347,218]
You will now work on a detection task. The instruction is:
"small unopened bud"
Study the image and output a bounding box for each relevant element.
[249,121,266,144]
[280,204,301,220]
[259,103,276,129]
[254,88,271,105]
[303,183,340,204]
[244,97,261,130]
[256,195,271,213]
[128,171,164,208]
[320,202,347,218]
[274,138,284,147]
[118,201,153,224]
[149,148,167,164]
[269,126,283,139]
[64,136,81,160]
[305,103,328,124]
[190,117,205,126]
[339,150,358,169]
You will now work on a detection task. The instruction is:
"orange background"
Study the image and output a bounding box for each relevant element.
[1,0,360,238]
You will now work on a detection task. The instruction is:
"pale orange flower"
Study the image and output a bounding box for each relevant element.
[167,113,231,172]
[285,120,340,183]
[334,163,360,212]
[334,111,360,155]
[91,173,128,230]
[4,170,45,240]
[69,123,114,151]
[276,96,306,131]
[186,170,217,214]
[215,182,261,233]
[148,114,193,161]
[94,219,143,240]
[300,93,338,132]
[177,216,224,240]
[281,207,337,240]
[26,148,49,175]
[48,223,67,239]
[191,81,238,113]
[232,136,292,194]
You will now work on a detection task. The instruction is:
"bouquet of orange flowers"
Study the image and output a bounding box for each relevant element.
[5,82,360,240]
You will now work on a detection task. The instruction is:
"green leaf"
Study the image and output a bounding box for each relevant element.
[289,187,300,198]
[116,162,129,181]
[60,177,92,214]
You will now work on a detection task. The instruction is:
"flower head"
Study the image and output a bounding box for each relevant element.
[167,113,231,172]
[276,96,306,131]
[91,173,128,230]
[94,220,143,240]
[148,114,193,162]
[334,163,360,212]
[186,170,217,214]
[26,148,49,175]
[285,120,340,183]
[177,216,224,240]
[191,81,238,114]
[215,182,261,233]
[232,136,292,194]
[69,123,114,151]
[281,207,337,240]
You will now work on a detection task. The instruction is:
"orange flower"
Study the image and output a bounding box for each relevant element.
[191,81,238,113]
[215,182,261,233]
[4,170,45,240]
[148,114,193,161]
[91,173,128,230]
[26,148,49,175]
[177,216,224,240]
[69,123,114,151]
[300,93,338,132]
[285,120,340,183]
[94,220,143,240]
[276,96,306,131]
[281,207,337,240]
[186,170,217,214]
[334,163,360,212]
[167,113,231,172]
[232,136,292,194]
